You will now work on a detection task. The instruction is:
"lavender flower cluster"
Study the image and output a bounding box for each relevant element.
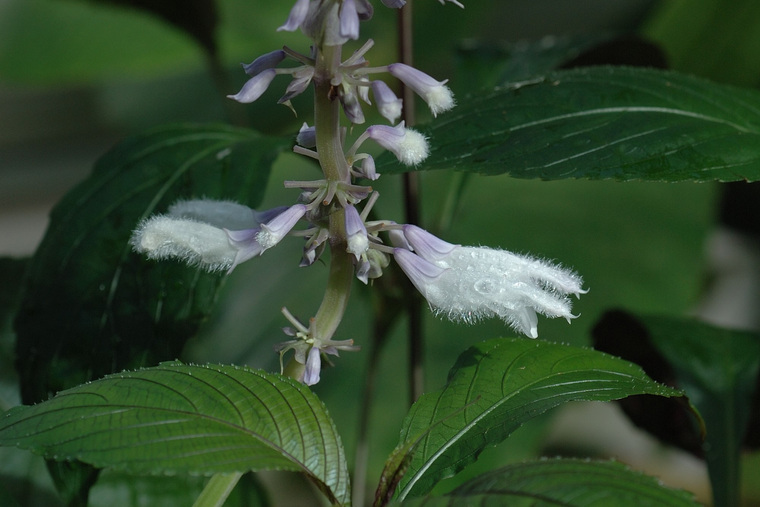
[131,0,585,385]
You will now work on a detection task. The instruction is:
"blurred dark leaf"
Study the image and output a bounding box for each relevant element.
[593,311,760,507]
[379,67,760,182]
[453,34,666,92]
[643,0,760,87]
[393,459,699,507]
[14,123,289,404]
[92,0,218,55]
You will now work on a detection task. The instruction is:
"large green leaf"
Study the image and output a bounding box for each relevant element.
[379,66,760,182]
[0,362,350,506]
[394,459,699,507]
[392,337,686,500]
[14,123,290,405]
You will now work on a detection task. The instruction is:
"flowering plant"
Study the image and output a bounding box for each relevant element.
[2,1,760,506]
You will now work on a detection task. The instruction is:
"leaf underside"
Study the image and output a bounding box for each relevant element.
[395,458,699,506]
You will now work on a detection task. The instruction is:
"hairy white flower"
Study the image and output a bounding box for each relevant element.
[394,225,586,338]
[131,200,305,273]
[366,122,429,166]
[131,216,237,272]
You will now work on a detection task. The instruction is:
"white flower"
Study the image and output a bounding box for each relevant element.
[130,200,305,273]
[394,225,586,338]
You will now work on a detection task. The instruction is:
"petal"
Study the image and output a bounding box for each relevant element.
[402,224,458,262]
[257,203,307,250]
[339,0,360,40]
[167,199,259,229]
[131,216,236,272]
[303,346,322,385]
[278,0,311,32]
[242,49,286,77]
[227,69,277,104]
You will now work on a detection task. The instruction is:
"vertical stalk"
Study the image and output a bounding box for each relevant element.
[398,1,425,404]
[311,43,354,342]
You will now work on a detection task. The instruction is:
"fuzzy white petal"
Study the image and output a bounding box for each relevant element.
[131,216,236,272]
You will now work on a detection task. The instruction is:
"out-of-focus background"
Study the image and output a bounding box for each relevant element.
[3,0,760,505]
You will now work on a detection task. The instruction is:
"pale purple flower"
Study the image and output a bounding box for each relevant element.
[366,122,429,165]
[296,122,317,148]
[356,0,374,21]
[345,205,369,260]
[339,0,360,40]
[351,155,378,181]
[303,346,322,385]
[278,0,311,32]
[340,84,366,124]
[227,69,277,104]
[301,227,330,266]
[302,339,359,385]
[225,227,265,270]
[130,200,293,273]
[242,50,286,76]
[388,63,455,116]
[371,80,403,123]
[279,66,315,103]
[394,225,586,338]
[256,203,307,250]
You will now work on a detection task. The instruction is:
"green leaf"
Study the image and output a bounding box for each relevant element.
[379,66,760,182]
[393,337,685,500]
[0,362,350,506]
[14,124,290,405]
[637,315,759,507]
[643,0,760,87]
[394,459,699,507]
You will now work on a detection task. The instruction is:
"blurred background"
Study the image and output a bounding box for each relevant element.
[2,0,760,505]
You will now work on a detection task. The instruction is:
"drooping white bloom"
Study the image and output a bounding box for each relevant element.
[394,225,586,338]
[131,215,239,272]
[387,63,455,116]
[131,200,306,273]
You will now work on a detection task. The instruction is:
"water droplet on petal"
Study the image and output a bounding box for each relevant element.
[474,278,494,294]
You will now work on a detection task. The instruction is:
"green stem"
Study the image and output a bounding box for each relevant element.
[398,0,425,404]
[311,42,354,342]
[193,473,243,507]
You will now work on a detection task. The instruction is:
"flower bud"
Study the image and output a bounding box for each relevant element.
[227,69,277,104]
[371,80,403,124]
[388,63,455,116]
